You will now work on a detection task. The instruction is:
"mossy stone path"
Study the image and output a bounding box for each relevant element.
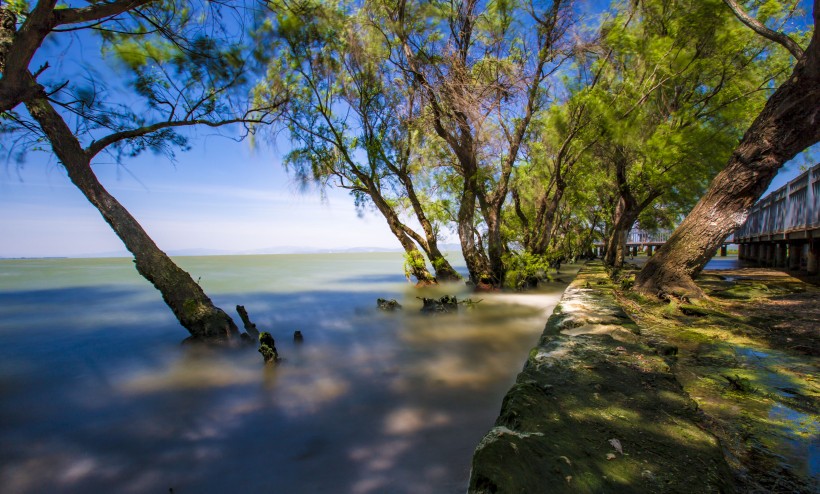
[469,262,733,493]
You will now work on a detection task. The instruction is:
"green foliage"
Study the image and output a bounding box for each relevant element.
[403,251,428,280]
[431,255,458,277]
[560,0,804,263]
[503,251,563,289]
[258,331,281,364]
[3,0,29,16]
[2,0,268,165]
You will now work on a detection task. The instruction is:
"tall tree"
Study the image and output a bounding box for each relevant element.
[1,1,285,341]
[635,0,819,296]
[509,57,604,260]
[586,0,794,268]
[393,0,571,286]
[257,0,460,284]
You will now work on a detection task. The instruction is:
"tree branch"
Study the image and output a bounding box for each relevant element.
[86,110,281,159]
[722,0,805,59]
[53,0,155,26]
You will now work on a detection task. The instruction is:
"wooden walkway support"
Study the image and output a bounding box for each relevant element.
[734,163,820,275]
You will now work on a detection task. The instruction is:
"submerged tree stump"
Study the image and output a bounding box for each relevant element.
[420,295,459,313]
[377,298,403,311]
[258,332,280,365]
[236,305,260,338]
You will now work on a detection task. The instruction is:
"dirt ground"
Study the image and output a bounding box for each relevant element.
[469,262,818,493]
[617,266,819,493]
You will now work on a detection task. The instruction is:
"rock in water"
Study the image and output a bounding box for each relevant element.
[377,298,403,311]
[293,330,304,343]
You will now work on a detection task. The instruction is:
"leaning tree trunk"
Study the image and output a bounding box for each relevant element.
[25,94,240,341]
[531,186,565,256]
[399,169,461,281]
[635,9,820,297]
[364,181,437,285]
[427,244,461,282]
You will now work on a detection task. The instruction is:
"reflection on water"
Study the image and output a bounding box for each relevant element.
[703,255,742,271]
[0,254,577,493]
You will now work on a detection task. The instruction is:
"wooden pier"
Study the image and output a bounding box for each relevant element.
[592,229,730,258]
[734,163,820,275]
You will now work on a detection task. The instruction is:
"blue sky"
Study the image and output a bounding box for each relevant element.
[0,0,815,258]
[0,135,405,257]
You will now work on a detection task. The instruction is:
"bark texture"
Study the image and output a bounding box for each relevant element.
[25,93,240,341]
[457,170,493,284]
[603,149,661,269]
[635,3,820,296]
[604,196,637,268]
[0,7,15,73]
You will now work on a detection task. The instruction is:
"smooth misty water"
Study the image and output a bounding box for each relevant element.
[0,253,579,494]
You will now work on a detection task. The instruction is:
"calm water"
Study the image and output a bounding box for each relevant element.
[0,253,578,493]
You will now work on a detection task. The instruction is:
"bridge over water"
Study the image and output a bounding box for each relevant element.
[734,162,820,275]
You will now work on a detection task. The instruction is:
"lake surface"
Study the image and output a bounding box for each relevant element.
[0,253,579,493]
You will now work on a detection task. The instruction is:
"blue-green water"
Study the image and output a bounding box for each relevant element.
[0,253,576,493]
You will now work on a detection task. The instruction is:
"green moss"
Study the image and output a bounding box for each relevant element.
[258,331,280,364]
[679,303,710,317]
[182,298,202,319]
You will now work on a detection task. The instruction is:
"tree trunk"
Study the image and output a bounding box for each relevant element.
[531,185,564,255]
[457,172,492,285]
[380,216,436,285]
[364,181,437,285]
[635,7,820,297]
[25,94,241,341]
[483,207,506,286]
[427,244,461,282]
[0,7,14,74]
[398,168,461,281]
[604,225,628,267]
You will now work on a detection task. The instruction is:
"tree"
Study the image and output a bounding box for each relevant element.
[1,1,286,341]
[0,0,152,113]
[393,0,572,286]
[635,0,819,297]
[510,86,599,259]
[582,0,794,268]
[256,0,460,284]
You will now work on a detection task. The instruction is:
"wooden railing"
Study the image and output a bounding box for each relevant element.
[626,229,671,245]
[735,163,820,241]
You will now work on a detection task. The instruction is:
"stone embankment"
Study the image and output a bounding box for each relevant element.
[468,262,733,493]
